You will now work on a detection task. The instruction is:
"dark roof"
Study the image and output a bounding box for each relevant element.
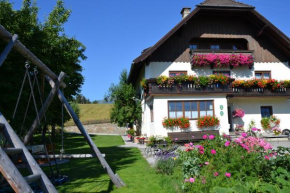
[198,0,254,8]
[129,1,290,83]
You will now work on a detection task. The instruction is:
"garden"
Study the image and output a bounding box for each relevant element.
[154,133,290,192]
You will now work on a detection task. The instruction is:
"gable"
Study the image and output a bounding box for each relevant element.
[129,1,290,83]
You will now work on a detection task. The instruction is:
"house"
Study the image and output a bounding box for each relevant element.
[128,0,290,137]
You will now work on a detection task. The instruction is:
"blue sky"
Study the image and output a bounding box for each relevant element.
[11,0,290,101]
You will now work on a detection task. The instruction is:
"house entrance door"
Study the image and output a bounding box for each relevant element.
[228,106,234,131]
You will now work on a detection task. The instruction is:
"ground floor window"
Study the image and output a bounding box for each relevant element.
[261,106,273,118]
[168,101,214,119]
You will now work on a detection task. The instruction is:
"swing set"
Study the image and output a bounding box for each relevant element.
[0,24,125,193]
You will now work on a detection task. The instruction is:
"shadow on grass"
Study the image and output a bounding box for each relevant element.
[34,133,137,192]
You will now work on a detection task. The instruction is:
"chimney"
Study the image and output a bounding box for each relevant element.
[180,7,191,19]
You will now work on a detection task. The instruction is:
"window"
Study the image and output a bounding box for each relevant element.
[169,71,187,77]
[261,106,273,118]
[213,71,231,76]
[255,71,271,79]
[168,101,214,119]
[233,45,241,50]
[210,45,220,50]
[189,44,197,49]
[150,105,154,122]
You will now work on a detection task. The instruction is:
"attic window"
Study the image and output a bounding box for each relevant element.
[210,45,220,50]
[189,44,197,49]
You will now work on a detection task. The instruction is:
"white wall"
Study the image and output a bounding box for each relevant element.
[145,62,290,80]
[146,95,229,137]
[229,98,290,131]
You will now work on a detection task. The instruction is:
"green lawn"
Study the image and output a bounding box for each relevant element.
[65,104,113,126]
[37,134,181,193]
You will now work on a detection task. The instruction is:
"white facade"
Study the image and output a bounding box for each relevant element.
[140,61,290,137]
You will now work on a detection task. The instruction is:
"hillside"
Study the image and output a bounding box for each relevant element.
[65,104,113,126]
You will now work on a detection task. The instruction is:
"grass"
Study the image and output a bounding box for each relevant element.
[33,134,181,193]
[65,104,113,126]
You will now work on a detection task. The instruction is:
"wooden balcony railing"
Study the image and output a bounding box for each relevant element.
[146,80,290,97]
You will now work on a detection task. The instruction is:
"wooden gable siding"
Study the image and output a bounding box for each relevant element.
[150,13,288,63]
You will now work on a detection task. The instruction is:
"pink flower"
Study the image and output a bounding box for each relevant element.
[269,153,273,157]
[175,138,178,141]
[209,135,215,140]
[241,133,247,137]
[199,150,204,154]
[264,155,270,160]
[203,135,208,139]
[185,179,189,182]
[184,143,190,147]
[225,141,230,147]
[189,142,193,147]
[251,128,258,132]
[189,178,195,183]
[213,172,219,177]
[211,149,216,154]
[204,162,209,165]
[225,173,231,178]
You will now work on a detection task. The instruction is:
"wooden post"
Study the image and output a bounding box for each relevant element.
[0,34,18,67]
[0,147,33,193]
[23,72,66,145]
[0,24,66,88]
[46,77,125,188]
[0,112,57,193]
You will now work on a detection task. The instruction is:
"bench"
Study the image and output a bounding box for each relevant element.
[168,130,220,143]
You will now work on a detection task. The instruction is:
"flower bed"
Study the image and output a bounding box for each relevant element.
[197,116,220,129]
[191,53,254,68]
[158,134,290,192]
[162,117,190,129]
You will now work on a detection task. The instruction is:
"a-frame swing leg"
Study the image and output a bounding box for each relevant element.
[46,76,126,188]
[0,34,18,67]
[23,72,66,145]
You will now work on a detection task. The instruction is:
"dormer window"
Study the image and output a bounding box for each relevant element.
[210,45,220,50]
[189,44,197,49]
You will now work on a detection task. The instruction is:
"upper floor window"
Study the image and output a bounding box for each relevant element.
[255,71,271,79]
[169,71,187,77]
[189,44,197,49]
[233,45,241,50]
[213,71,230,76]
[168,101,214,120]
[210,45,220,50]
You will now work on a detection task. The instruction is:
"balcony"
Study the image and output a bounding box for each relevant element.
[146,79,290,98]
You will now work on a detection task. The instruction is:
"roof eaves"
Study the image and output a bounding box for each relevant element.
[250,9,290,46]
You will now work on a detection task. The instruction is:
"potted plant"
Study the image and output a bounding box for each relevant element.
[197,116,220,130]
[126,129,135,141]
[232,108,245,118]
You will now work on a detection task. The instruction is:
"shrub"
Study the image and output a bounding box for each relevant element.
[155,152,178,175]
[126,129,135,136]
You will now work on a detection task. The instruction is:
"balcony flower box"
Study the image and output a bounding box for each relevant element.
[191,53,254,69]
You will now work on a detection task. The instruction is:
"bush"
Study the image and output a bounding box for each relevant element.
[155,153,178,175]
